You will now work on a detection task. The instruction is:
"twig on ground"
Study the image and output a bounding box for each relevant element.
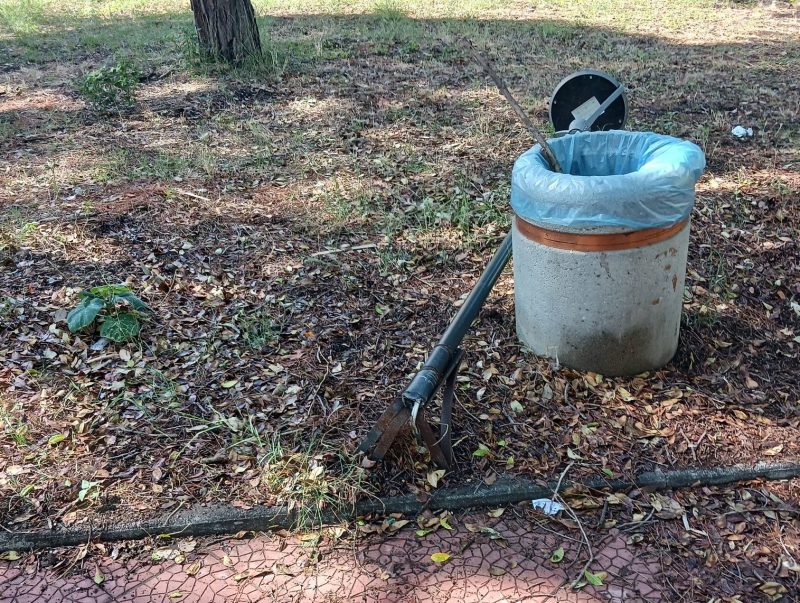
[162,501,186,525]
[596,500,609,530]
[680,428,708,462]
[617,509,656,531]
[542,463,594,601]
[172,187,211,202]
[54,532,92,579]
[546,463,596,589]
[680,429,696,462]
[310,244,377,257]
[551,461,575,502]
[558,492,595,589]
[720,506,799,517]
[526,515,584,545]
[199,451,228,464]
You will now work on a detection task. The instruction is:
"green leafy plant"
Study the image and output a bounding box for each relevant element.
[67,284,150,342]
[472,443,491,457]
[77,480,100,503]
[79,60,140,114]
[583,569,607,586]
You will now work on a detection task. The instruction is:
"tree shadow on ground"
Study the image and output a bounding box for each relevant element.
[1,0,798,525]
[0,10,797,424]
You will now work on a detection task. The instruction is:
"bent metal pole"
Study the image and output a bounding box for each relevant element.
[401,233,512,408]
[358,42,561,467]
[357,234,513,467]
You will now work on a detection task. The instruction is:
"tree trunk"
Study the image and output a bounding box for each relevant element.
[190,0,262,64]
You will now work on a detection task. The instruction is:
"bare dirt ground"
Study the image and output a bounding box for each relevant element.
[1,0,799,600]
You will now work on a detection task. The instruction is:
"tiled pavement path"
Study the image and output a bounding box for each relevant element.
[1,514,663,602]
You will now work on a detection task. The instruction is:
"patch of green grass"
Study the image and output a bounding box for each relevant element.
[725,189,755,230]
[0,400,30,448]
[377,245,412,275]
[176,25,288,79]
[3,3,191,65]
[177,20,349,79]
[94,148,192,182]
[236,307,284,350]
[278,37,350,67]
[317,179,377,224]
[693,123,712,155]
[365,0,422,55]
[645,111,686,137]
[259,433,368,527]
[92,149,131,184]
[383,104,416,124]
[767,175,794,222]
[0,120,16,143]
[173,24,207,68]
[243,119,275,145]
[137,368,181,409]
[704,249,730,295]
[0,297,21,319]
[536,21,579,42]
[380,210,405,237]
[229,414,267,451]
[0,0,771,59]
[0,208,38,249]
[80,59,140,114]
[408,181,510,238]
[373,0,408,21]
[0,0,48,36]
[682,305,721,330]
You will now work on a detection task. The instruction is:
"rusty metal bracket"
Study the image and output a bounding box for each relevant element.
[359,349,462,469]
[358,398,411,462]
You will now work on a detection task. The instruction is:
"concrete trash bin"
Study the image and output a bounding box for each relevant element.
[510,131,705,376]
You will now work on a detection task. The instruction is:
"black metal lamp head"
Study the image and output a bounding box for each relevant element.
[549,69,628,134]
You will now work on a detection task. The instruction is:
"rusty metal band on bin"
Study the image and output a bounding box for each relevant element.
[514,216,689,252]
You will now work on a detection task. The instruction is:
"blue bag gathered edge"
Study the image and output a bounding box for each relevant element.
[511,131,706,230]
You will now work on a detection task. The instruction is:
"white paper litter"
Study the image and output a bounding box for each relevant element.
[531,499,565,515]
[731,125,753,138]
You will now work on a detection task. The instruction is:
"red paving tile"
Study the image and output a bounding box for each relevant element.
[0,515,664,602]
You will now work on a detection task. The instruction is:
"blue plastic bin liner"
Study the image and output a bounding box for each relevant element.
[511,131,705,230]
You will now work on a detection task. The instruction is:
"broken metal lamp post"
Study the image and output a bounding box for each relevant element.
[358,234,512,468]
[358,62,627,469]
